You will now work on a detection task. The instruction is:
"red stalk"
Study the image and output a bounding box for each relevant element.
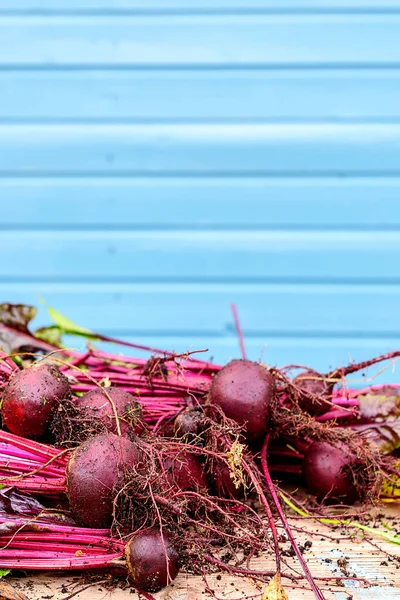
[231,303,247,360]
[260,436,326,600]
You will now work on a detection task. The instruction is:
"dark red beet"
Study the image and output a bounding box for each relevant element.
[209,460,244,499]
[174,407,203,441]
[66,433,141,527]
[1,363,70,440]
[72,387,143,437]
[164,452,207,492]
[208,359,274,442]
[303,441,359,503]
[292,370,331,416]
[155,420,175,438]
[125,529,180,592]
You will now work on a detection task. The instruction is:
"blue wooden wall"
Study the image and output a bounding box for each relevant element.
[1,2,400,380]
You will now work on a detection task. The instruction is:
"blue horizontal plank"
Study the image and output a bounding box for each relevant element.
[1,15,400,66]
[3,124,400,174]
[1,230,400,280]
[4,2,400,12]
[65,334,400,384]
[4,282,400,336]
[2,177,400,228]
[4,70,400,121]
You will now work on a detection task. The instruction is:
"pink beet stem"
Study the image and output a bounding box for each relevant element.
[231,303,247,360]
[333,382,400,400]
[261,436,327,600]
[0,431,66,460]
[330,399,360,407]
[0,555,123,570]
[0,516,125,571]
[316,409,358,422]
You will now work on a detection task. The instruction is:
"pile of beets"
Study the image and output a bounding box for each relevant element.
[0,303,399,600]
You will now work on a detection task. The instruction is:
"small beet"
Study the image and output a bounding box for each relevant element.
[66,433,141,527]
[208,359,275,441]
[209,460,244,499]
[164,451,207,492]
[174,407,203,441]
[155,419,175,438]
[303,441,359,503]
[292,370,331,416]
[125,529,180,592]
[52,387,143,444]
[1,363,71,440]
[76,388,143,435]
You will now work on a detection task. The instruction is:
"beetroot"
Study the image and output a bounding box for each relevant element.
[66,433,141,527]
[292,370,331,416]
[302,441,359,503]
[174,406,203,441]
[125,529,180,592]
[208,359,275,442]
[209,460,244,499]
[1,363,70,440]
[164,451,208,492]
[75,388,142,435]
[52,387,143,445]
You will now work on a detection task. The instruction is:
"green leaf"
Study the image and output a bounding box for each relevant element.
[34,325,65,348]
[47,306,92,335]
[42,302,99,342]
[0,569,10,578]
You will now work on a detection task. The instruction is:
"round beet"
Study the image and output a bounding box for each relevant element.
[125,529,180,592]
[1,363,70,440]
[303,441,358,503]
[292,370,331,416]
[66,433,140,527]
[209,460,244,499]
[174,407,203,441]
[77,388,142,436]
[164,451,207,492]
[57,387,143,443]
[208,359,275,442]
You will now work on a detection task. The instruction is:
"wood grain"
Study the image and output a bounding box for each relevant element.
[6,508,400,600]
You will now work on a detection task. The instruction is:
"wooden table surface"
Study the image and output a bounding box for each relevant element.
[5,505,399,600]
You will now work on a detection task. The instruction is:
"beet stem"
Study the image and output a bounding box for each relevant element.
[242,460,281,573]
[130,587,158,600]
[231,303,247,360]
[260,436,326,600]
[200,554,299,582]
[147,484,173,586]
[0,448,70,482]
[329,350,400,380]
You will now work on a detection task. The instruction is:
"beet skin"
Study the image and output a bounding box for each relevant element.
[292,369,331,416]
[208,359,275,442]
[209,460,244,499]
[1,363,70,440]
[72,387,143,437]
[303,441,359,503]
[174,407,203,441]
[66,433,140,527]
[163,451,208,492]
[125,529,180,592]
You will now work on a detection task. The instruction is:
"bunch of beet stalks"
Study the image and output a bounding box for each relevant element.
[0,310,399,600]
